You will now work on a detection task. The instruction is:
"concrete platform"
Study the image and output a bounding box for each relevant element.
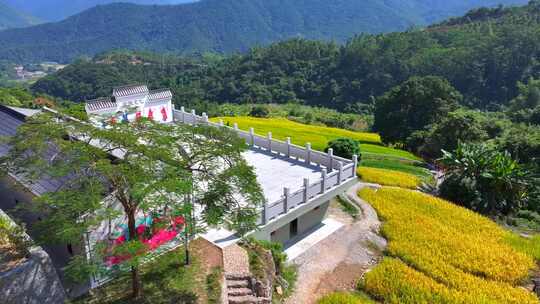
[283,218,344,261]
[242,148,323,203]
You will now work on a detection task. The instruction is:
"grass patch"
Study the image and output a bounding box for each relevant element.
[359,187,538,304]
[360,157,431,179]
[74,248,202,304]
[206,267,222,304]
[357,167,421,189]
[318,291,376,304]
[336,195,359,219]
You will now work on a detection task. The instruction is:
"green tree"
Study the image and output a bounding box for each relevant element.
[1,112,264,299]
[407,109,489,159]
[324,138,360,160]
[438,142,532,215]
[508,78,540,124]
[249,105,270,118]
[374,76,461,144]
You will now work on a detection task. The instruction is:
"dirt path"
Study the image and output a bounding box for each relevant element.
[285,183,386,304]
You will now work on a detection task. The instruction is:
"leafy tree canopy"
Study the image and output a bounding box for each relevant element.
[325,138,360,160]
[373,76,461,144]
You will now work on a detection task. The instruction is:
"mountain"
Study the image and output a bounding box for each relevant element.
[4,0,196,22]
[0,0,529,64]
[31,2,540,112]
[0,0,41,30]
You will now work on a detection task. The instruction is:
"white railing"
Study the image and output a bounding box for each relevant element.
[172,107,358,225]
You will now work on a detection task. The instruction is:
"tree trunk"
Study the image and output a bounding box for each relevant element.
[131,266,141,299]
[184,232,190,266]
[127,209,142,299]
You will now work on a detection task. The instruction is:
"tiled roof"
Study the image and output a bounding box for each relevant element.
[148,89,173,102]
[112,84,149,98]
[0,105,66,196]
[85,97,117,113]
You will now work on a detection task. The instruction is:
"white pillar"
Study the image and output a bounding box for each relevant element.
[353,154,359,178]
[267,132,272,152]
[306,142,312,164]
[250,128,255,146]
[233,122,238,130]
[262,203,267,225]
[286,137,291,157]
[327,148,334,172]
[283,187,290,213]
[338,161,343,184]
[303,178,310,203]
[321,169,327,193]
[180,106,185,123]
[202,112,208,124]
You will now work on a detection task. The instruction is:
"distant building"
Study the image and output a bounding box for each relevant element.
[85,84,173,126]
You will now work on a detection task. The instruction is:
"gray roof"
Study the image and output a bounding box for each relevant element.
[86,97,117,113]
[148,89,173,102]
[112,84,149,98]
[0,105,77,196]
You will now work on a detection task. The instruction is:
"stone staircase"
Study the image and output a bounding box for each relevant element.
[226,273,270,304]
[223,244,271,304]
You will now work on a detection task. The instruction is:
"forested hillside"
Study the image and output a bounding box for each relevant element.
[0,0,41,30]
[3,0,194,22]
[32,1,540,111]
[0,0,527,64]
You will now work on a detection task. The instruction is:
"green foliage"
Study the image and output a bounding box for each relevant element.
[0,213,32,258]
[507,77,540,124]
[206,267,222,304]
[0,1,40,30]
[0,86,36,108]
[74,247,201,304]
[318,291,375,304]
[496,123,540,163]
[249,105,270,118]
[336,195,359,219]
[407,109,491,159]
[374,76,461,144]
[325,138,360,159]
[1,112,264,297]
[0,0,524,63]
[244,237,297,299]
[19,2,540,115]
[439,142,533,215]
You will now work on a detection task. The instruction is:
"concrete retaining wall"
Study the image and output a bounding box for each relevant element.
[0,210,66,304]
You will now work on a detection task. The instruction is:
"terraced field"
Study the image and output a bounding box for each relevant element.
[359,187,539,304]
[211,117,430,179]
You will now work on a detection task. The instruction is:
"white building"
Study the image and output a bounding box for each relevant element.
[85,84,173,126]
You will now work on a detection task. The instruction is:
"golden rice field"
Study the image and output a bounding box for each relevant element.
[318,292,376,304]
[211,117,420,161]
[356,167,421,189]
[359,187,538,304]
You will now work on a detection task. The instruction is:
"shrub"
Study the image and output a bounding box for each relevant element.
[206,267,222,304]
[359,187,538,304]
[439,142,532,215]
[0,214,32,258]
[249,105,270,118]
[325,138,360,159]
[357,167,420,189]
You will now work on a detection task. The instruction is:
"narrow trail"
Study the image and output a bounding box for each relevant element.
[285,183,386,304]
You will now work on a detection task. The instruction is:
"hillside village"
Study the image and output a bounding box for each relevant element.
[1,1,540,304]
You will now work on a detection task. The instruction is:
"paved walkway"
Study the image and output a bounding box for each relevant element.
[284,218,344,261]
[285,183,386,304]
[223,243,251,275]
